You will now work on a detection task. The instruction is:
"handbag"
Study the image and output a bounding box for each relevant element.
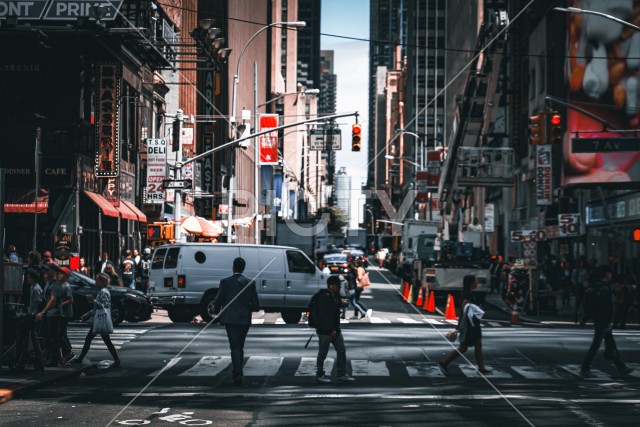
[445,330,458,342]
[92,306,114,334]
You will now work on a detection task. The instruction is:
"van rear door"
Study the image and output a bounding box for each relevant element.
[245,247,286,308]
[284,249,321,307]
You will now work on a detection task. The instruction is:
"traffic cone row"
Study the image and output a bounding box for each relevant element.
[415,287,424,307]
[423,290,435,313]
[407,284,415,304]
[444,294,458,320]
[402,281,410,301]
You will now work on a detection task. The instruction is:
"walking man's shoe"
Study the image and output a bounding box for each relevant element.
[336,375,355,383]
[619,367,633,377]
[438,361,449,374]
[579,368,593,378]
[316,375,332,384]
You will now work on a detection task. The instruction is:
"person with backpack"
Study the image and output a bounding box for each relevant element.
[310,275,355,384]
[580,265,633,378]
[136,248,152,294]
[120,249,137,289]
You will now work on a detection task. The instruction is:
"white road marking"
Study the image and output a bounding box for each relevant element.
[560,365,609,380]
[405,362,446,378]
[148,357,182,377]
[179,356,230,377]
[423,318,444,325]
[295,357,334,376]
[251,319,265,325]
[460,365,512,378]
[368,316,391,324]
[487,322,502,327]
[397,317,421,324]
[243,356,283,376]
[350,360,390,376]
[512,365,561,380]
[624,363,640,378]
[275,318,286,324]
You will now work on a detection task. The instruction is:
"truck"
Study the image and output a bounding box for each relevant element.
[274,219,329,262]
[410,230,491,300]
[397,219,440,279]
[346,228,367,249]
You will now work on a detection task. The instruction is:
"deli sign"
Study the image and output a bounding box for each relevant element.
[94,62,121,178]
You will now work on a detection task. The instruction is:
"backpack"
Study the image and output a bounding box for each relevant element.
[307,290,323,328]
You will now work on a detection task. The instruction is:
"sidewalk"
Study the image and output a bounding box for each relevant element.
[0,362,89,404]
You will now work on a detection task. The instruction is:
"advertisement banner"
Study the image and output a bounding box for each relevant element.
[484,203,495,233]
[273,172,283,212]
[260,165,273,205]
[259,114,279,165]
[536,145,552,206]
[563,5,640,187]
[144,138,167,204]
[94,62,121,178]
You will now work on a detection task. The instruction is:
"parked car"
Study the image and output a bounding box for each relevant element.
[68,271,152,325]
[324,253,350,275]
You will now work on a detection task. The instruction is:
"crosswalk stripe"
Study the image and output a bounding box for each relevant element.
[397,317,421,324]
[368,316,391,324]
[460,365,512,378]
[251,319,265,325]
[627,363,640,378]
[243,356,283,376]
[295,357,334,376]
[512,365,561,380]
[560,365,608,380]
[405,362,446,378]
[179,356,230,377]
[351,360,390,376]
[423,318,445,325]
[149,357,182,377]
[487,322,502,327]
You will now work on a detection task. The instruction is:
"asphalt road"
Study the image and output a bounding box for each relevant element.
[2,267,639,426]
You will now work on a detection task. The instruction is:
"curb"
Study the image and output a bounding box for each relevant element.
[0,366,89,404]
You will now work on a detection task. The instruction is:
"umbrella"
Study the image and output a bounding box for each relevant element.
[181,216,222,237]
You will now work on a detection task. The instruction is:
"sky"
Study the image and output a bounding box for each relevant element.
[321,0,370,228]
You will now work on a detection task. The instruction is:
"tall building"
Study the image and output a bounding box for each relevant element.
[335,167,352,221]
[319,50,337,115]
[297,0,321,89]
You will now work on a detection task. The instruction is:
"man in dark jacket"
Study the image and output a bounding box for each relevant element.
[580,265,633,378]
[214,257,259,386]
[314,275,354,384]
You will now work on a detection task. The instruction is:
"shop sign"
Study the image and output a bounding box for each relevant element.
[3,156,74,187]
[0,0,123,21]
[102,177,119,207]
[54,233,72,263]
[558,213,580,237]
[536,145,552,206]
[144,138,167,204]
[94,62,121,178]
[259,114,279,165]
[484,203,495,233]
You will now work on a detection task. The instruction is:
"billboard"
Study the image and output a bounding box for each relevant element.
[563,1,640,186]
[259,114,279,165]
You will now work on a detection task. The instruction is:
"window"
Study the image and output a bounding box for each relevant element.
[286,250,315,274]
[194,251,206,264]
[164,247,180,269]
[151,248,167,269]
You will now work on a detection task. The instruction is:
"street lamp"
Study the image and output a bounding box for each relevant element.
[258,88,320,109]
[229,20,306,243]
[553,7,640,32]
[384,155,421,168]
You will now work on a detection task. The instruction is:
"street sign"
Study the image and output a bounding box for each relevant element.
[571,137,640,153]
[310,128,341,150]
[510,229,547,242]
[558,213,580,237]
[163,179,192,190]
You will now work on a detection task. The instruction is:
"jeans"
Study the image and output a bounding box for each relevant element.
[123,275,135,289]
[352,288,368,316]
[78,330,119,362]
[316,332,347,377]
[225,324,250,377]
[582,323,626,372]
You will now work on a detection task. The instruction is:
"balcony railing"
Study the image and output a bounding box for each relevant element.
[455,147,514,187]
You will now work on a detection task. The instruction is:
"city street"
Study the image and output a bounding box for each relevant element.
[1,268,639,426]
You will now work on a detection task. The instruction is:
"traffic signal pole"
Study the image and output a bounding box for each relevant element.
[174,110,183,241]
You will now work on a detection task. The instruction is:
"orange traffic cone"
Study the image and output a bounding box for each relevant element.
[444,294,458,320]
[425,291,436,313]
[402,281,410,301]
[510,308,519,324]
[422,289,430,310]
[407,284,415,304]
[415,287,424,307]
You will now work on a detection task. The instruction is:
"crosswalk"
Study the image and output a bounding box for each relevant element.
[67,324,153,351]
[146,355,640,381]
[253,314,491,327]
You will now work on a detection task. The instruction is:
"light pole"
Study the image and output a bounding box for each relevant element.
[229,20,306,243]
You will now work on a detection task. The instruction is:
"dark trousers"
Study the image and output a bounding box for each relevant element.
[16,316,44,371]
[78,330,119,362]
[582,323,626,372]
[317,332,347,377]
[225,324,250,377]
[59,317,72,356]
[44,316,61,364]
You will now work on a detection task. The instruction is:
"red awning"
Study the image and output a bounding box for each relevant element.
[115,202,138,220]
[83,191,119,218]
[3,188,49,214]
[121,200,147,223]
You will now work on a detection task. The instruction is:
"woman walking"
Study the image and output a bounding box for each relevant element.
[439,275,488,374]
[70,273,120,367]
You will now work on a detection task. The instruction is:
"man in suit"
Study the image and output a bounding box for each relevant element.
[94,251,115,278]
[214,257,260,385]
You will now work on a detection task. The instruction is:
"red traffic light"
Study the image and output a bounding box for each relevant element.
[634,228,640,241]
[551,115,561,126]
[148,225,161,239]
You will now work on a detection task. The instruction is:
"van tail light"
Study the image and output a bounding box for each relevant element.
[177,275,186,288]
[340,263,348,268]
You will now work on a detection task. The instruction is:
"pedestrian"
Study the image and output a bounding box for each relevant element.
[354,262,373,319]
[375,249,386,268]
[104,264,124,287]
[439,275,488,374]
[572,257,590,325]
[213,257,260,386]
[120,249,136,289]
[347,261,367,319]
[36,264,64,367]
[20,250,42,311]
[57,266,75,364]
[133,249,141,266]
[70,272,120,368]
[7,244,20,263]
[580,265,633,378]
[136,248,152,294]
[612,274,632,329]
[16,268,45,373]
[314,275,355,384]
[95,251,115,276]
[78,257,91,276]
[42,250,54,264]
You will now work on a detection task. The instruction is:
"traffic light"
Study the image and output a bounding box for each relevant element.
[549,112,563,144]
[351,123,362,152]
[148,225,162,240]
[529,113,546,145]
[633,227,640,241]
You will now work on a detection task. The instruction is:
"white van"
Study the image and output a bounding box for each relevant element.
[148,243,328,324]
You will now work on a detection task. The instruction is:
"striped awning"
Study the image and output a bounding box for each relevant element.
[121,200,147,222]
[3,188,48,214]
[83,191,119,218]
